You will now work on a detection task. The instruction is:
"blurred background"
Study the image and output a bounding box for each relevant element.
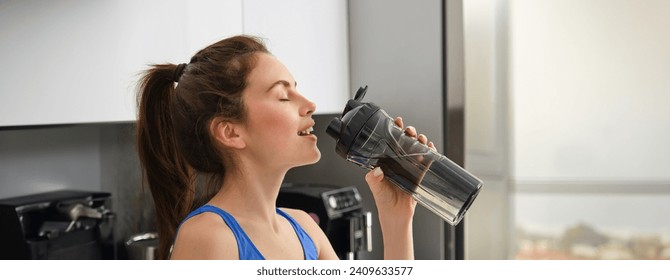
[466,0,670,259]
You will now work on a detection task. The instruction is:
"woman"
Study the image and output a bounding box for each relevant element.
[136,35,435,260]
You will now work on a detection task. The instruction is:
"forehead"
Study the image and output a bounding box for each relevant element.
[246,53,293,88]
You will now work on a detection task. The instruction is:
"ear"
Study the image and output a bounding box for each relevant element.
[210,118,247,150]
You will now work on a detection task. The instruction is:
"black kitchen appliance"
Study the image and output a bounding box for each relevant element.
[277,183,371,260]
[0,190,116,259]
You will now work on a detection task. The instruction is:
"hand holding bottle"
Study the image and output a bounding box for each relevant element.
[363,116,435,260]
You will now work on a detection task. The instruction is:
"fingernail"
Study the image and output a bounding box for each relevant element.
[373,167,383,177]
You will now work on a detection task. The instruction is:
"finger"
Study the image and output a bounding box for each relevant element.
[428,141,437,152]
[394,116,404,128]
[417,134,428,145]
[405,126,417,138]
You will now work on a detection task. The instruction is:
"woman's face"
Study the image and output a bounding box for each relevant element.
[239,53,320,170]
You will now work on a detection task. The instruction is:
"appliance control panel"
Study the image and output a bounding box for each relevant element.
[321,186,362,217]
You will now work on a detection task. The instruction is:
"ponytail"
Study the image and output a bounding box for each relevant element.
[136,64,195,260]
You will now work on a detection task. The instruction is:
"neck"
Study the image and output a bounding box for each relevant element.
[209,159,289,224]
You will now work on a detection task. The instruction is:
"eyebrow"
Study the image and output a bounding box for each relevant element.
[266,80,298,92]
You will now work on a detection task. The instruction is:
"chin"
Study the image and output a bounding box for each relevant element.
[295,149,321,167]
[310,149,322,164]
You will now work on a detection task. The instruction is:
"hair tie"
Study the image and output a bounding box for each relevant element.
[172,63,187,83]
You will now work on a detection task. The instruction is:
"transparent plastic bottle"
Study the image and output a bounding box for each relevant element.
[326,86,483,225]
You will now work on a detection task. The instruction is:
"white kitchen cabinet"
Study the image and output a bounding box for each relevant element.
[0,0,348,127]
[0,0,242,127]
[242,0,350,114]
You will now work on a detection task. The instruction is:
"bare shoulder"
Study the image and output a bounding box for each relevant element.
[170,212,238,260]
[280,208,318,227]
[279,207,339,260]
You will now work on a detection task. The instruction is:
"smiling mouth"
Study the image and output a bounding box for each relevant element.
[298,127,314,136]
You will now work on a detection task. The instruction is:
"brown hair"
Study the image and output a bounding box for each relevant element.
[136,35,269,259]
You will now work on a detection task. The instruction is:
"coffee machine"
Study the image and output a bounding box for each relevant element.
[277,183,371,260]
[0,190,116,259]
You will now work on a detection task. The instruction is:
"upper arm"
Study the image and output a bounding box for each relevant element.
[281,208,339,260]
[170,213,238,260]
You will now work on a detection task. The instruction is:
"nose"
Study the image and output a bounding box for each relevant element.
[300,95,316,116]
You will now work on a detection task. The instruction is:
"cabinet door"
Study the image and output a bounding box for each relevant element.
[242,0,349,114]
[0,0,242,127]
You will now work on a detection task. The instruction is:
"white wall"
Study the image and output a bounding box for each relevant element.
[510,0,670,182]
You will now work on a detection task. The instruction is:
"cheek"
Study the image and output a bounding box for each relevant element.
[251,104,293,140]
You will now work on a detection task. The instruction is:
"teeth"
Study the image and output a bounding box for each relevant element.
[298,127,314,136]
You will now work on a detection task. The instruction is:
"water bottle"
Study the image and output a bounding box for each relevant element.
[326,86,483,225]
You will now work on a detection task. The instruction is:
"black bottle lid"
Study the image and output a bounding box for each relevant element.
[326,86,381,158]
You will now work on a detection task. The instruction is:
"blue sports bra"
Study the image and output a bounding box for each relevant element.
[178,204,318,260]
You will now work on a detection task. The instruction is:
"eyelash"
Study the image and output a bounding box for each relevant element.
[280,98,290,102]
